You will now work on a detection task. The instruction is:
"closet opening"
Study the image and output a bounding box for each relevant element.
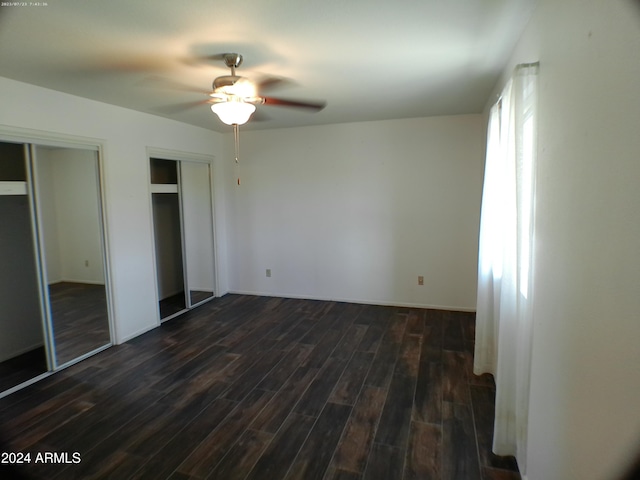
[148,151,216,322]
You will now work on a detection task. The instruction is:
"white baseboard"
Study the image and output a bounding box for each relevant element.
[226,289,476,312]
[116,322,159,344]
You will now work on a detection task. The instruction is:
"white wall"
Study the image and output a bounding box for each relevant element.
[0,76,228,343]
[227,115,484,310]
[35,153,63,283]
[490,1,640,478]
[50,149,104,284]
[36,147,105,285]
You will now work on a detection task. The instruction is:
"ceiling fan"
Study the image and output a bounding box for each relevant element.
[169,53,326,185]
[205,53,326,126]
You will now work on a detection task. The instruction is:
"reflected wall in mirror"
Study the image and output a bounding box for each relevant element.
[33,146,111,366]
[181,161,215,307]
[0,142,48,392]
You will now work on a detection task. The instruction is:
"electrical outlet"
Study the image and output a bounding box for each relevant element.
[266,269,272,278]
[418,275,424,286]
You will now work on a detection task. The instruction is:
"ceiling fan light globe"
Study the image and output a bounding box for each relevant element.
[211,101,256,125]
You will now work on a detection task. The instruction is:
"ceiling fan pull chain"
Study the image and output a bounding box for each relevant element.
[234,123,241,185]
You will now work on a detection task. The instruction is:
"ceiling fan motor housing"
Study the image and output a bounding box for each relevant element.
[213,75,243,91]
[223,53,243,69]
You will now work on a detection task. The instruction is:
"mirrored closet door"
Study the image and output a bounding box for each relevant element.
[32,145,111,366]
[150,156,215,321]
[0,139,112,395]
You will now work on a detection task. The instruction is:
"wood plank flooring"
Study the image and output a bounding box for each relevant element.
[0,294,521,480]
[0,347,48,393]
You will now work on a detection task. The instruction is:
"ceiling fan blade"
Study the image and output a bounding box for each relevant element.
[183,53,228,66]
[254,75,294,94]
[137,75,210,94]
[199,53,228,62]
[260,96,326,111]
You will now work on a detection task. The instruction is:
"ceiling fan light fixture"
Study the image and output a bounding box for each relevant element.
[211,99,256,125]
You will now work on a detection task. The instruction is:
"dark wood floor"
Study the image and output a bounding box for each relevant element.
[0,347,48,393]
[0,294,520,480]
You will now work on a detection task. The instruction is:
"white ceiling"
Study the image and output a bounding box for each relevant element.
[0,0,536,132]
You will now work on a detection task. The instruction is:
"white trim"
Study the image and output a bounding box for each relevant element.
[226,290,476,312]
[49,279,106,286]
[0,181,27,195]
[150,183,178,193]
[0,124,103,151]
[146,146,213,164]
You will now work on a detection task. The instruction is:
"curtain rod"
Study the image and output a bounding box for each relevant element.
[493,61,540,103]
[516,61,540,69]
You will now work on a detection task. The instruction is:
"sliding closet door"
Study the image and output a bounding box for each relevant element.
[32,146,112,367]
[0,142,48,392]
[181,161,215,307]
[1,136,113,397]
[149,155,216,321]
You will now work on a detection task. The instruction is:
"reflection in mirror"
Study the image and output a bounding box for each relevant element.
[0,142,48,392]
[181,162,215,307]
[34,147,111,366]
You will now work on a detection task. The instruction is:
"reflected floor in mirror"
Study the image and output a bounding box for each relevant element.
[160,291,214,320]
[190,290,213,306]
[49,282,110,366]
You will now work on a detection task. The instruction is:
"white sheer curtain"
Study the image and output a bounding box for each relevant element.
[474,63,538,472]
